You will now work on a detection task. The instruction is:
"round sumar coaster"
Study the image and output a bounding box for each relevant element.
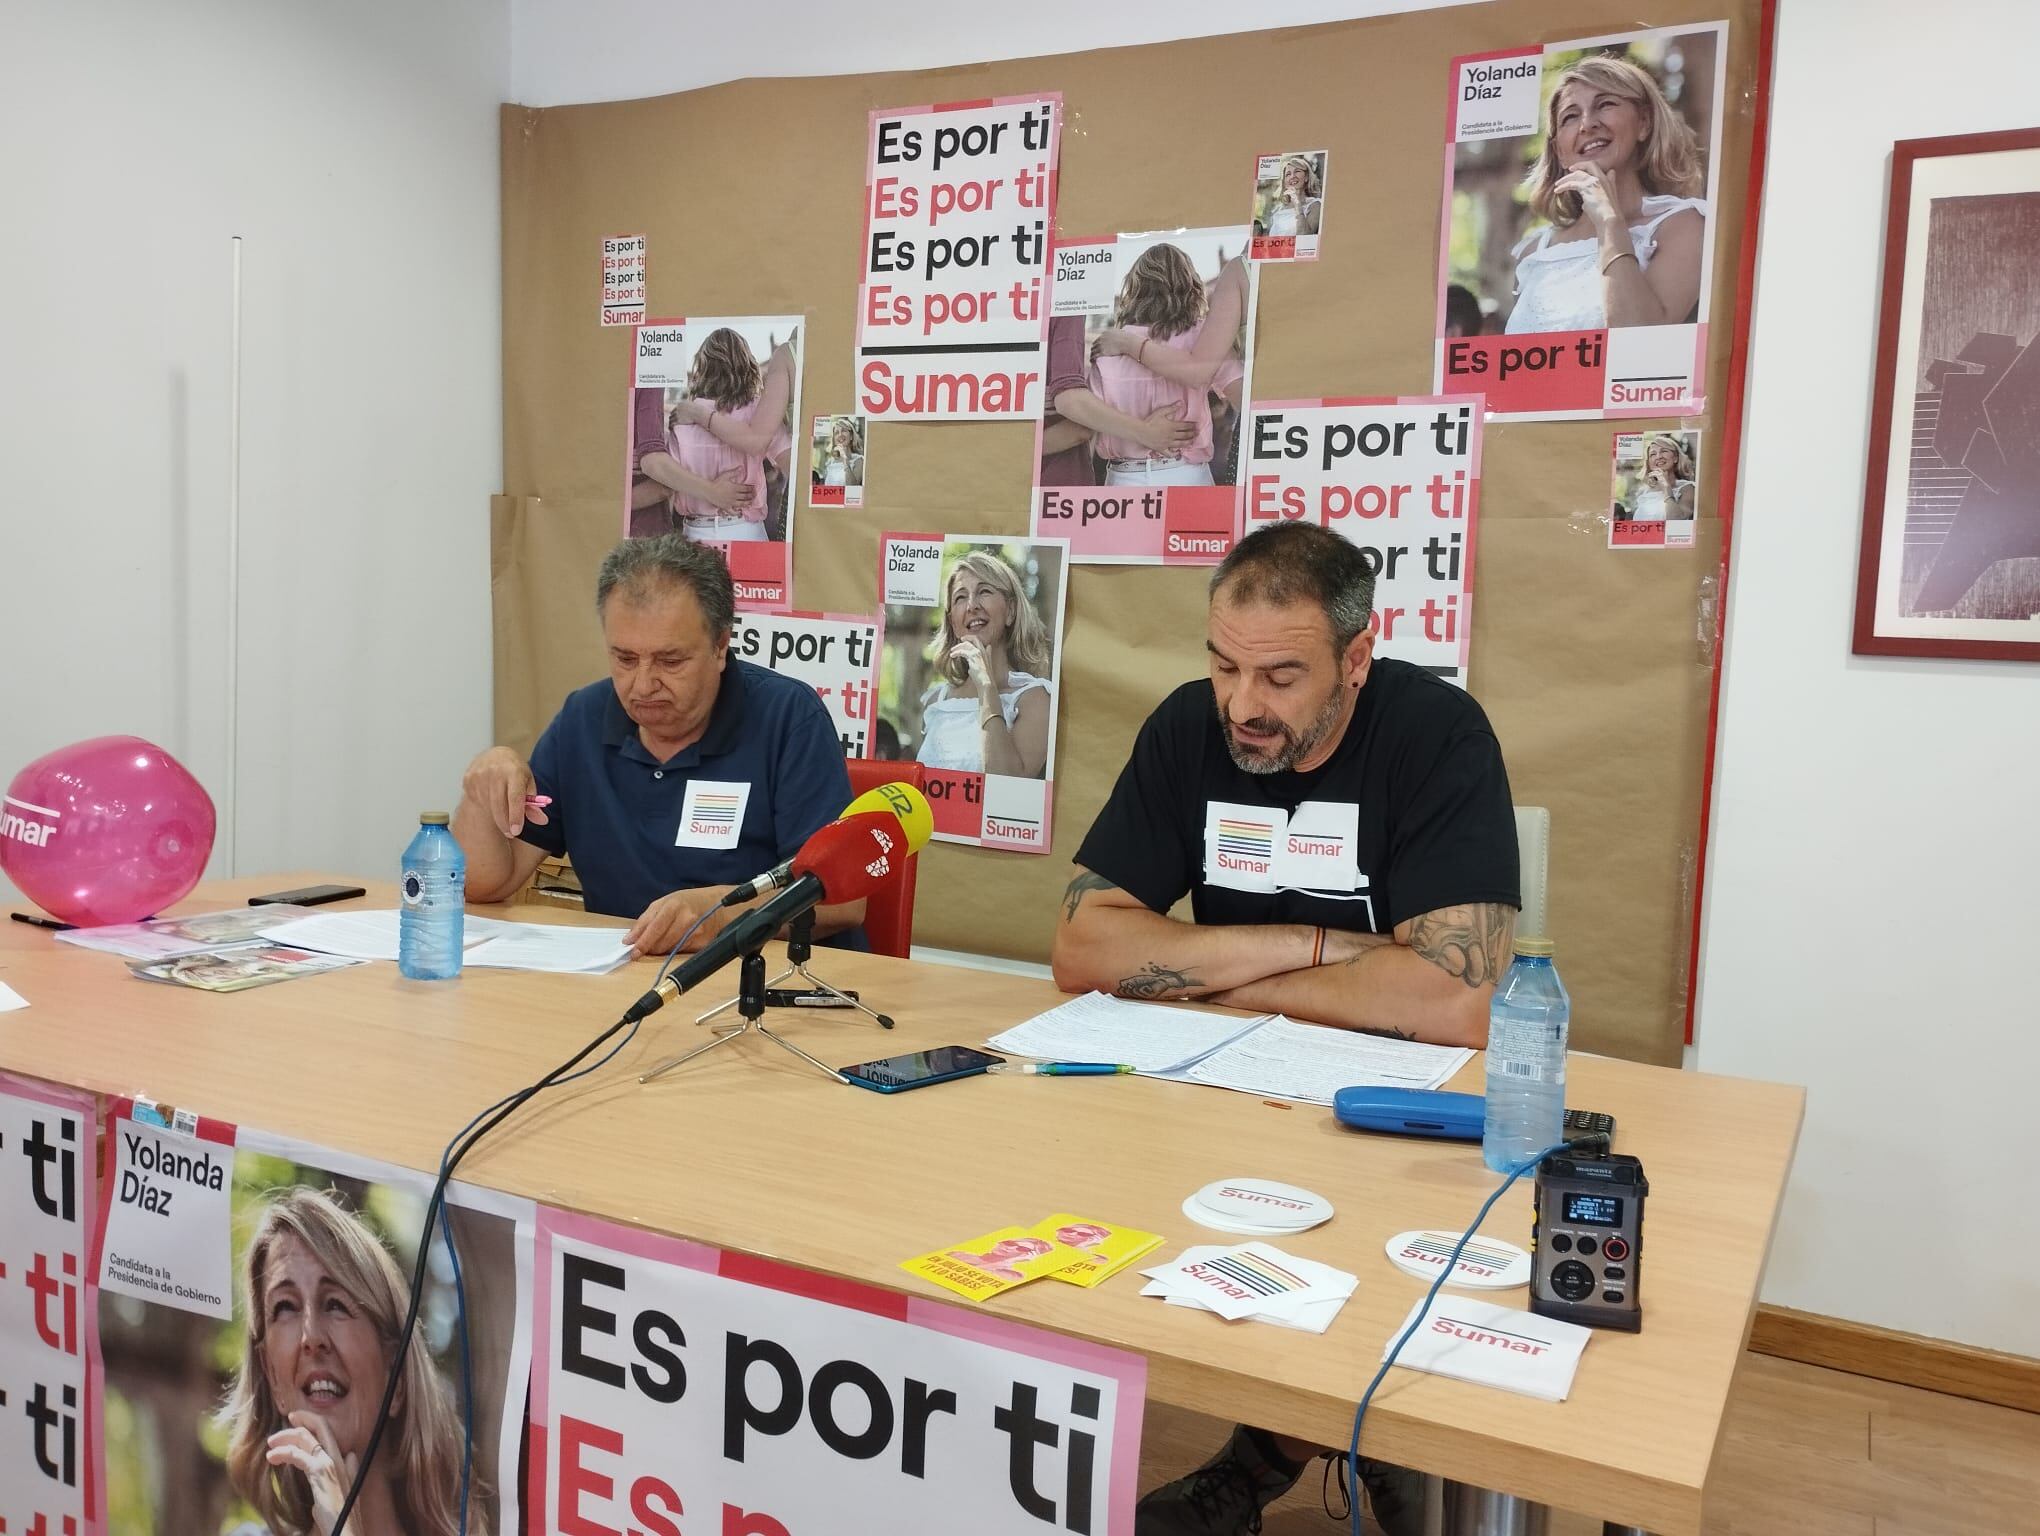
[1384,1229,1531,1289]
[1182,1177,1333,1234]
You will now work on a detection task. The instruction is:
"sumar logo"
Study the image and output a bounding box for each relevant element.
[1215,816,1275,873]
[1,795,60,849]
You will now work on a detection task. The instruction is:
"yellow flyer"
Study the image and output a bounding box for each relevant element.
[1031,1213,1164,1287]
[900,1226,1087,1302]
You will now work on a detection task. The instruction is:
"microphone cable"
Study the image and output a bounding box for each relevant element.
[335,904,718,1535]
[1343,1133,1610,1536]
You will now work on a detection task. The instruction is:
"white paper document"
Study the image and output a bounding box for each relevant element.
[257,910,511,962]
[1384,1293,1591,1402]
[55,905,317,960]
[461,922,634,975]
[985,992,1266,1073]
[1176,1016,1472,1104]
[260,910,630,973]
[0,980,27,1013]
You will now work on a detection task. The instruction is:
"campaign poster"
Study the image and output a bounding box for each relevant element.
[530,1207,1146,1536]
[93,1101,534,1536]
[627,316,805,613]
[1241,396,1484,683]
[808,413,867,507]
[1030,226,1259,565]
[1435,23,1728,419]
[729,610,882,756]
[1608,428,1700,548]
[1249,150,1329,262]
[857,95,1061,420]
[877,533,1069,852]
[600,234,647,327]
[0,1075,98,1536]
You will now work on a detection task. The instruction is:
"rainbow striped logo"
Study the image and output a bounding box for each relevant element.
[1400,1235,1517,1273]
[1199,1249,1308,1297]
[1215,818,1275,859]
[691,793,743,827]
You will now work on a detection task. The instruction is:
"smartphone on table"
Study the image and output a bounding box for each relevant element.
[839,1045,1005,1094]
[247,884,368,907]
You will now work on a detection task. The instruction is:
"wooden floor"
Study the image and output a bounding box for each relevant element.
[1139,1353,2040,1534]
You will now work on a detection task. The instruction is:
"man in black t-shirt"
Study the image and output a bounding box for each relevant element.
[1054,521,1519,1044]
[1053,521,1519,1536]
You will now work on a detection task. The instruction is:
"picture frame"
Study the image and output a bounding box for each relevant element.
[1853,127,2040,660]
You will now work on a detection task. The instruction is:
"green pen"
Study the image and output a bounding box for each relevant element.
[992,1062,1135,1076]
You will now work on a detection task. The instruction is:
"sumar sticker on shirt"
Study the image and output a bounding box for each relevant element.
[1273,801,1361,892]
[1205,799,1370,899]
[1203,800,1282,893]
[675,779,751,850]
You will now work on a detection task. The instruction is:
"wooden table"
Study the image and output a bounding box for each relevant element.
[0,878,1802,1535]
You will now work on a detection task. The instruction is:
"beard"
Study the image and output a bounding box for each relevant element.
[1218,680,1349,775]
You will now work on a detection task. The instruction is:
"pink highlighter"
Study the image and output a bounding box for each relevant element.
[525,795,552,810]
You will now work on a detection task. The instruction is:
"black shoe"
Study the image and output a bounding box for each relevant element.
[1137,1425,1306,1535]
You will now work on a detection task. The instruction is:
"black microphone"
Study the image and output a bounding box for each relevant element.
[621,811,910,1025]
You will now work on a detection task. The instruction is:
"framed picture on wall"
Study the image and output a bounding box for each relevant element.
[1853,127,2040,660]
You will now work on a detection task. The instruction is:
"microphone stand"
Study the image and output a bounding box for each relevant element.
[638,927,853,1086]
[693,908,897,1032]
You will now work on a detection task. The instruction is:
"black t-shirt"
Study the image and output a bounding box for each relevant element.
[1074,658,1520,934]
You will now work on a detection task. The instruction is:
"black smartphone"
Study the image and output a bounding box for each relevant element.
[247,884,367,907]
[839,1045,1005,1094]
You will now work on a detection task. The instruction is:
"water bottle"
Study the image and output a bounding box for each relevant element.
[1482,937,1569,1173]
[399,813,465,980]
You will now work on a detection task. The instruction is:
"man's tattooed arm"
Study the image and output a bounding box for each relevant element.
[1406,903,1516,989]
[1114,962,1203,1000]
[1061,871,1120,923]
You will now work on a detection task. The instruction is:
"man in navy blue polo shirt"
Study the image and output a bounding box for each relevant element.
[453,535,863,954]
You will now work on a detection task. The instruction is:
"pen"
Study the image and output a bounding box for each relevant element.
[525,795,553,809]
[9,911,74,932]
[991,1062,1135,1076]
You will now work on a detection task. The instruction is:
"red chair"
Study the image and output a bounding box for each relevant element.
[845,758,924,958]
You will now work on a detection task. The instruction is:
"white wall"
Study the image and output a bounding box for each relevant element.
[509,0,1476,106]
[1698,0,2040,1356]
[0,1,507,892]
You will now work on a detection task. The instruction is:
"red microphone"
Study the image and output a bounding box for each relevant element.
[621,812,914,1024]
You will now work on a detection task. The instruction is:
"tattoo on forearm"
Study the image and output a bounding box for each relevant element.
[1061,871,1119,923]
[1115,962,1200,1000]
[1408,904,1516,988]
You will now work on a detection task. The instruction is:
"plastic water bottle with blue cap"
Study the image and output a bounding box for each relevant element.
[1482,935,1569,1172]
[399,812,465,980]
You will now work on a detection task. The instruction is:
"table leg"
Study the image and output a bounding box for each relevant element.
[1429,1477,1550,1536]
[1421,1480,1653,1536]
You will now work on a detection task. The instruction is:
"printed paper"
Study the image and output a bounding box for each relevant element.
[730,609,883,756]
[878,532,1069,852]
[1031,225,1258,563]
[627,314,804,612]
[1249,150,1329,262]
[1434,24,1729,419]
[809,412,868,506]
[600,233,647,327]
[856,96,1061,420]
[1608,428,1700,548]
[535,1207,1145,1534]
[1241,396,1483,683]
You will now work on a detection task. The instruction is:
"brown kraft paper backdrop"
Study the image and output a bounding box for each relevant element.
[496,1,1764,1066]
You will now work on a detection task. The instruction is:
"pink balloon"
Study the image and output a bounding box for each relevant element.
[1,736,217,926]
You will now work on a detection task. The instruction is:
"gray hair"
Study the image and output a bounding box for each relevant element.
[1209,522,1376,652]
[595,534,735,637]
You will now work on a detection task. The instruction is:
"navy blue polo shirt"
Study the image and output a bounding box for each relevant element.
[518,660,864,947]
